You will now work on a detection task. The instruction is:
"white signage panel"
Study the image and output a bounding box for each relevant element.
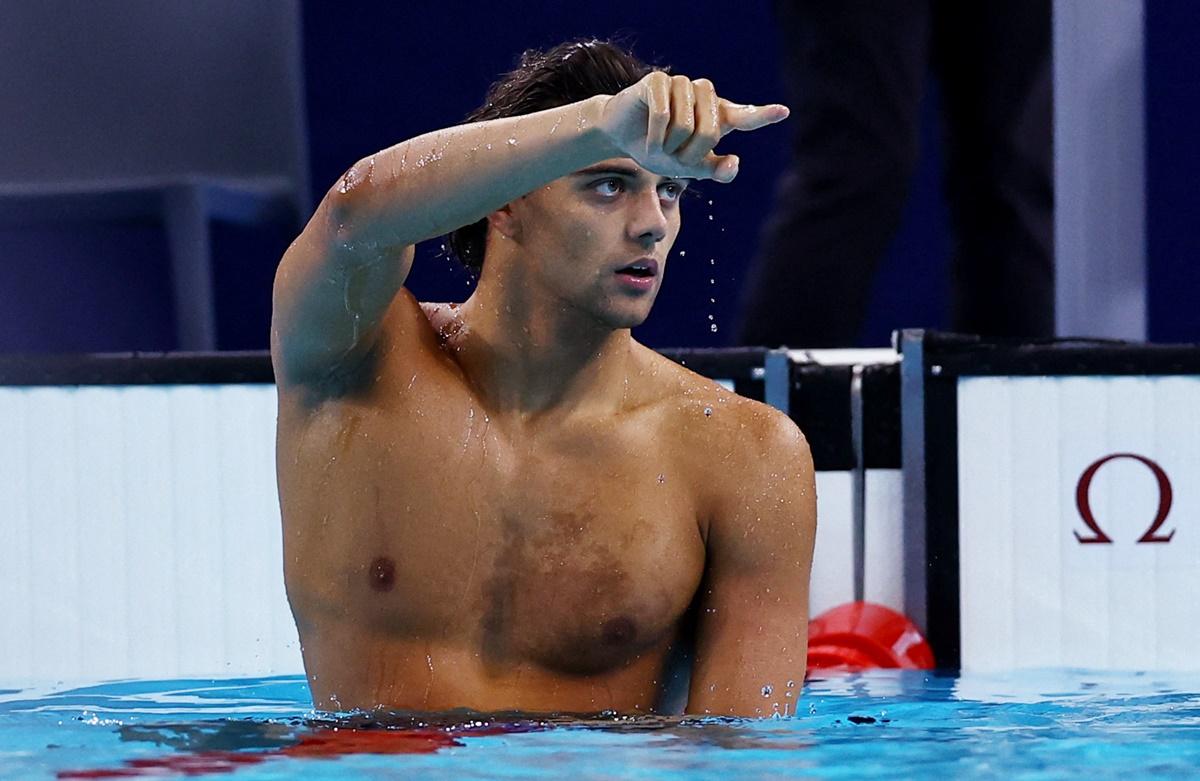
[809,470,905,618]
[957,376,1200,670]
[0,384,302,682]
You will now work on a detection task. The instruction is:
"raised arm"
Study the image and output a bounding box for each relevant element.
[270,95,616,390]
[270,71,787,392]
[686,407,817,717]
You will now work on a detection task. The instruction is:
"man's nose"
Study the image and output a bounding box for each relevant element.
[628,188,669,243]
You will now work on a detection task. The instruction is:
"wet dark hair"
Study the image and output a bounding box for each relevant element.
[446,37,668,277]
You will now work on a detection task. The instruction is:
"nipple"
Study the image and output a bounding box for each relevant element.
[600,616,637,646]
[368,556,396,592]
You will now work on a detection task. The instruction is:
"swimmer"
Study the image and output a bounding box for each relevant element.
[270,38,815,717]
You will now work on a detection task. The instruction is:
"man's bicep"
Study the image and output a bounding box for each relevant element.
[686,569,811,716]
[685,410,816,717]
[270,200,415,391]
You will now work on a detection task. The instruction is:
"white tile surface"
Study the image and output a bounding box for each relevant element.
[0,384,301,682]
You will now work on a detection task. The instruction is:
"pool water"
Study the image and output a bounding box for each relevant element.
[2,670,1199,779]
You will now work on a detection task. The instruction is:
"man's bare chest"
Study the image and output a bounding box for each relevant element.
[282,394,707,674]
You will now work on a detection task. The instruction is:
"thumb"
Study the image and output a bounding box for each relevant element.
[700,152,740,183]
[719,101,790,135]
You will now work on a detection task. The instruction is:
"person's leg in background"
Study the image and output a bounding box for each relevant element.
[736,0,931,348]
[933,0,1054,338]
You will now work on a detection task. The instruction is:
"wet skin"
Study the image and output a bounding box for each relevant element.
[279,302,756,712]
[274,158,814,716]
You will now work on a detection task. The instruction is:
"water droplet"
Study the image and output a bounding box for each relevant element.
[703,406,713,417]
[708,314,714,321]
[761,684,774,697]
[485,143,492,150]
[708,214,714,220]
[786,680,796,688]
[507,137,518,146]
[657,473,666,484]
[709,258,715,265]
[709,278,715,284]
[337,165,364,194]
[710,324,719,333]
[707,199,713,206]
[709,297,716,304]
[679,250,686,257]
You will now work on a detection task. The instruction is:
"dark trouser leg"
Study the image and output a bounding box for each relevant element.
[933,0,1054,338]
[736,0,931,348]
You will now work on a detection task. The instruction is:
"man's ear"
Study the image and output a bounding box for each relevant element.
[487,203,521,242]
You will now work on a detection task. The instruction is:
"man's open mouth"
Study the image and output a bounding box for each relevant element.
[615,258,659,278]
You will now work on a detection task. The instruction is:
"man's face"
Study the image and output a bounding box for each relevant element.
[507,157,688,329]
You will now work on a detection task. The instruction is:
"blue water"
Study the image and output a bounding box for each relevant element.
[2,670,1199,779]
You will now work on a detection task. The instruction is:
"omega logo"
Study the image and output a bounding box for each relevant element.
[1075,453,1175,544]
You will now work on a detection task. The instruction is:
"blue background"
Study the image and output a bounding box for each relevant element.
[299,2,951,350]
[0,1,1194,353]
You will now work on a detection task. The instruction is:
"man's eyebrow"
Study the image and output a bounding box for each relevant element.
[572,164,689,185]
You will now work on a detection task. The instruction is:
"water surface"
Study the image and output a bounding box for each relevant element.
[2,669,1199,779]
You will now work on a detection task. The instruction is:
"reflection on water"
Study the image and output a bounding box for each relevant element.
[4,670,1200,780]
[50,707,813,778]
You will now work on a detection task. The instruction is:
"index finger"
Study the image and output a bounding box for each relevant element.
[718,100,790,136]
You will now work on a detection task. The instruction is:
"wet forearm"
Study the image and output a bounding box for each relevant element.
[329,95,616,252]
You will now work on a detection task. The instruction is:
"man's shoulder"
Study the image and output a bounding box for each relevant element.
[636,347,809,482]
[645,358,812,542]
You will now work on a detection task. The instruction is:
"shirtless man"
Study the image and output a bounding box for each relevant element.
[270,39,816,717]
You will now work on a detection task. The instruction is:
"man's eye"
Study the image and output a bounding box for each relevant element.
[660,182,684,201]
[595,178,623,196]
[593,179,684,201]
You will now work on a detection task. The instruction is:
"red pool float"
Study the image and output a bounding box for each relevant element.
[806,601,935,672]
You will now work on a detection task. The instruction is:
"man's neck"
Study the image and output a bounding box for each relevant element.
[453,279,633,422]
